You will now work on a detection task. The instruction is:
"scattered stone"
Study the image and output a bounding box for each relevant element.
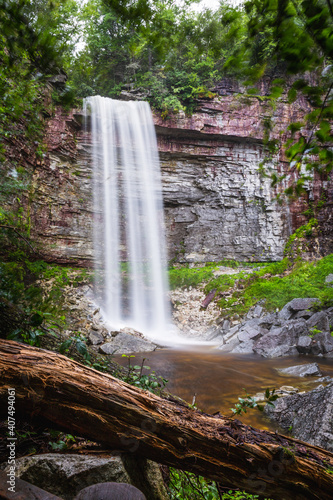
[88,331,104,345]
[170,287,220,339]
[221,319,230,332]
[223,325,240,342]
[277,363,322,378]
[311,331,333,354]
[265,382,333,451]
[99,333,158,355]
[325,274,333,284]
[253,305,263,317]
[218,337,240,352]
[206,328,223,342]
[279,386,299,393]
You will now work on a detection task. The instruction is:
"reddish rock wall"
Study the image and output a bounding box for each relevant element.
[9,88,331,265]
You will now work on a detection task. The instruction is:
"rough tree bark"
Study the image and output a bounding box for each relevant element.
[0,339,333,500]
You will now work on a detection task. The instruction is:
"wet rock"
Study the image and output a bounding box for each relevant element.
[223,325,240,342]
[231,340,255,353]
[278,385,299,394]
[88,331,104,345]
[218,337,240,352]
[277,363,322,377]
[265,382,333,451]
[206,328,224,342]
[99,333,157,355]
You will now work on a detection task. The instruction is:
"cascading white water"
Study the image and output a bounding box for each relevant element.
[84,96,171,339]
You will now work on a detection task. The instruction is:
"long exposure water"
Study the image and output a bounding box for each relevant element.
[84,97,171,339]
[117,349,333,430]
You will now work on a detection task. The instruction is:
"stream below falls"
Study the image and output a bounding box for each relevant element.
[116,349,333,431]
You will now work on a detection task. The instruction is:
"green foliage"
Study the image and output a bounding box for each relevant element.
[309,327,321,338]
[68,0,247,113]
[227,255,333,315]
[121,354,168,393]
[169,265,215,290]
[226,0,333,192]
[59,332,90,362]
[0,259,91,345]
[48,430,76,452]
[284,218,318,259]
[168,468,267,499]
[172,254,333,320]
[231,388,279,416]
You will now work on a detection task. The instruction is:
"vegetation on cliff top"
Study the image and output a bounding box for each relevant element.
[169,254,333,321]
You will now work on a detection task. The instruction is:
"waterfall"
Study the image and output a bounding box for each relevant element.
[84,96,171,339]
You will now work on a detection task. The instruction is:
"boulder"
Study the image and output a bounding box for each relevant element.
[277,363,322,377]
[306,311,330,333]
[296,335,312,354]
[99,332,157,355]
[231,340,255,353]
[237,326,262,343]
[294,310,314,320]
[218,337,240,352]
[4,454,168,500]
[5,454,130,500]
[309,331,333,355]
[0,471,62,500]
[278,298,319,322]
[265,382,333,452]
[253,320,308,358]
[74,483,146,500]
[88,331,104,345]
[288,298,320,311]
[223,325,240,342]
[258,312,279,329]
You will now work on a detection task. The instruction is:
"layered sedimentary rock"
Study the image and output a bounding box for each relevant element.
[21,84,333,265]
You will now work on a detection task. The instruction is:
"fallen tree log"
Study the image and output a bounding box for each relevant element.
[0,339,333,500]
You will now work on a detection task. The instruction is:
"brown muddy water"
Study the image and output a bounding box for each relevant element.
[116,348,333,431]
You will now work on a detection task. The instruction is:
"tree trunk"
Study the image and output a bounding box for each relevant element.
[0,339,332,500]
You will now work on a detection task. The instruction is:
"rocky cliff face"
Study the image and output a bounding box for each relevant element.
[21,87,332,265]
